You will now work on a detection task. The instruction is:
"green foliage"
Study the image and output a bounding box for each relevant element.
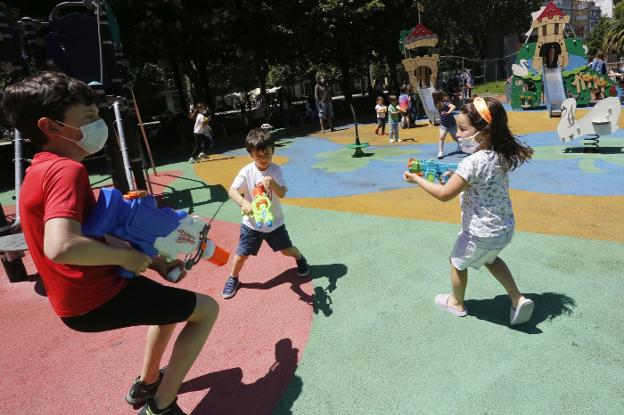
[615,1,624,21]
[599,2,624,54]
[603,19,624,54]
[267,64,297,88]
[585,17,612,56]
[3,0,549,109]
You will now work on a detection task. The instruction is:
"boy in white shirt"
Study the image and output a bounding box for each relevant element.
[222,127,310,299]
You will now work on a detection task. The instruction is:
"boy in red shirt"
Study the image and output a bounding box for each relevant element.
[2,72,218,415]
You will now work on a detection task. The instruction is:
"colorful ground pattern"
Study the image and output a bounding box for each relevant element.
[1,107,624,414]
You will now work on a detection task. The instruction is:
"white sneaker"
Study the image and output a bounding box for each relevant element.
[198,152,206,158]
[437,151,444,159]
[510,297,535,326]
[189,157,196,164]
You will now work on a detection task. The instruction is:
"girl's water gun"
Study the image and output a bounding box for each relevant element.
[249,184,274,228]
[407,158,457,184]
[82,188,229,282]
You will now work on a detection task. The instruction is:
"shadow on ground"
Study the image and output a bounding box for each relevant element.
[180,338,302,415]
[464,292,576,334]
[241,263,347,317]
[157,174,229,213]
[563,146,624,154]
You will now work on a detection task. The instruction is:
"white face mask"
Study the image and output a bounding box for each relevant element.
[56,118,109,155]
[458,131,480,154]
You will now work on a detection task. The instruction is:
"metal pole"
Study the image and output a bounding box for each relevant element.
[112,99,135,191]
[95,0,104,84]
[13,129,22,224]
[130,87,158,176]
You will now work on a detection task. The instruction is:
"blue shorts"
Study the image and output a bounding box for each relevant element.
[236,224,293,256]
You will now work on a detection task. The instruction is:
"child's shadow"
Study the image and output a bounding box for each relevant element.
[464,292,576,334]
[241,263,347,317]
[180,338,302,415]
[12,273,46,297]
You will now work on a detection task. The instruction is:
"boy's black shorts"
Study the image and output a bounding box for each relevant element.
[236,224,293,256]
[61,275,196,333]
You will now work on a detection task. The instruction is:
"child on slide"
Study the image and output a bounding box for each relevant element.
[403,97,535,325]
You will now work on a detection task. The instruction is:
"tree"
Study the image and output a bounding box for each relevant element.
[603,2,624,54]
[586,17,612,56]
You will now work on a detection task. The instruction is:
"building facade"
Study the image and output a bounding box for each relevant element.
[547,0,603,36]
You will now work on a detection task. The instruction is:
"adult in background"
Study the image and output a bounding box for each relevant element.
[314,73,334,133]
[590,51,607,75]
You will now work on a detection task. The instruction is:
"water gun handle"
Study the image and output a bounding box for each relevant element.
[166,267,183,282]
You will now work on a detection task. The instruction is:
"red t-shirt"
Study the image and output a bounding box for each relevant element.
[19,152,127,317]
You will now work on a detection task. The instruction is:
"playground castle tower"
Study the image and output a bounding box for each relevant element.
[401,22,439,89]
[531,1,570,72]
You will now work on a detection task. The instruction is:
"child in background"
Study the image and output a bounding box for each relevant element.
[399,86,412,129]
[432,90,460,159]
[189,102,214,163]
[374,96,387,135]
[222,127,310,299]
[387,94,401,143]
[403,97,535,326]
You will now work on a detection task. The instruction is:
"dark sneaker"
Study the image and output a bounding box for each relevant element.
[222,276,240,299]
[296,256,310,277]
[138,398,187,415]
[126,367,166,407]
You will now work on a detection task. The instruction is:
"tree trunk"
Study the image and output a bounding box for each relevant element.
[366,60,374,97]
[198,57,214,109]
[340,60,352,103]
[170,56,188,112]
[386,55,399,93]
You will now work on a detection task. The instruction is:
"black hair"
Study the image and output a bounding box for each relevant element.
[432,89,448,112]
[245,127,274,154]
[1,71,97,149]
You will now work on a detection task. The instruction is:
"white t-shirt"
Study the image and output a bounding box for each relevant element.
[454,150,514,237]
[375,104,387,119]
[231,162,287,233]
[193,113,211,135]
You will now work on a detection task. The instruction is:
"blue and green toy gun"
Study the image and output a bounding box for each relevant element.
[407,158,457,184]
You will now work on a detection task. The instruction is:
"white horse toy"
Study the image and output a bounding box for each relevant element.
[557,97,621,143]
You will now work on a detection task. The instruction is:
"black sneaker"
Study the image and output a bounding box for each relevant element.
[296,256,310,277]
[222,276,240,299]
[138,398,187,415]
[126,367,166,407]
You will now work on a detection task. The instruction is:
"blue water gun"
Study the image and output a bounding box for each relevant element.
[407,158,458,184]
[82,188,229,281]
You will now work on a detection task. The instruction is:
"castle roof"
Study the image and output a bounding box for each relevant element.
[537,1,565,22]
[406,22,435,41]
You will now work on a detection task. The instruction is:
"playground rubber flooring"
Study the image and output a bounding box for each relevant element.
[1,107,624,414]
